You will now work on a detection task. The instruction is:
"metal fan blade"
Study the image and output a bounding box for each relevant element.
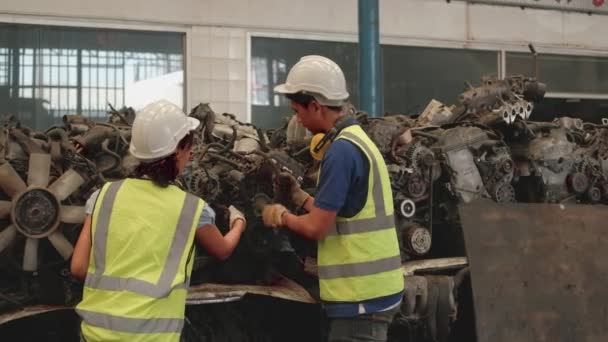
[48,231,74,259]
[0,163,27,198]
[60,205,86,224]
[48,169,85,201]
[0,200,10,219]
[23,238,39,271]
[27,153,51,188]
[0,224,17,253]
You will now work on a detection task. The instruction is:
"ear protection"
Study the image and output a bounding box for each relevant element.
[309,115,353,161]
[310,133,329,161]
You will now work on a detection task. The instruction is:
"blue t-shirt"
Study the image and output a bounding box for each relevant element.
[314,121,402,317]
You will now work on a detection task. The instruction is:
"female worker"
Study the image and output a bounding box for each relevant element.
[71,99,247,342]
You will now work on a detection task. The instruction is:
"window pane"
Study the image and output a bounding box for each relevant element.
[0,23,185,129]
[507,52,608,94]
[383,45,497,115]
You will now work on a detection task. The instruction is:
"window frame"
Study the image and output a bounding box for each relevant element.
[249,30,608,123]
[0,14,190,119]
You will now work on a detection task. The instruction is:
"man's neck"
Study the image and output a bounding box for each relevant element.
[323,110,345,132]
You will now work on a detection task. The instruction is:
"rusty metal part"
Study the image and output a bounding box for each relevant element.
[406,174,427,198]
[9,128,45,155]
[567,172,589,194]
[459,200,608,342]
[401,276,428,318]
[11,188,60,238]
[0,152,85,271]
[366,118,411,155]
[491,182,516,203]
[459,79,510,113]
[402,224,432,256]
[439,126,490,203]
[398,275,457,342]
[417,99,454,126]
[587,186,602,203]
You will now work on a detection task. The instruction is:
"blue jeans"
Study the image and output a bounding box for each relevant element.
[327,308,397,342]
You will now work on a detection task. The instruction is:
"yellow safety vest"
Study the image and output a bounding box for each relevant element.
[318,124,404,303]
[76,178,204,342]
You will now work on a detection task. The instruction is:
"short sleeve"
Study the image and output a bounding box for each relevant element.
[85,189,101,215]
[197,203,216,228]
[314,139,369,216]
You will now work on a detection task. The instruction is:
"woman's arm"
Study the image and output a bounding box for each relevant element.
[70,215,92,281]
[194,219,245,260]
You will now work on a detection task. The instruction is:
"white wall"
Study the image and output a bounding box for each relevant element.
[1,0,608,122]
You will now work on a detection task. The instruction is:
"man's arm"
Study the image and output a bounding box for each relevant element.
[282,202,336,241]
[283,139,361,240]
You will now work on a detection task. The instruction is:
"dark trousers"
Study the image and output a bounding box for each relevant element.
[327,308,397,342]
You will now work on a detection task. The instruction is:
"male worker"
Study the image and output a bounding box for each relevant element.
[262,55,404,342]
[71,99,247,341]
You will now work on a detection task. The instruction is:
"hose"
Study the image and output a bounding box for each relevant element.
[206,152,240,168]
[411,131,440,141]
[98,139,122,174]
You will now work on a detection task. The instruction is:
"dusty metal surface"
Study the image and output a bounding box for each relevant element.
[187,276,316,305]
[459,201,608,342]
[0,276,316,326]
[0,304,72,325]
[4,71,608,341]
[401,257,468,276]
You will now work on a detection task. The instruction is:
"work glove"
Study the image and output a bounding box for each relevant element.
[228,205,246,230]
[262,204,289,228]
[278,172,310,208]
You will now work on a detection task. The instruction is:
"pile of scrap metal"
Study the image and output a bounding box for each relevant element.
[263,75,608,341]
[3,75,608,341]
[0,106,135,314]
[181,103,312,286]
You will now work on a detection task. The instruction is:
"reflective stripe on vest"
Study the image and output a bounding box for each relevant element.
[85,180,199,299]
[318,255,402,279]
[76,309,184,334]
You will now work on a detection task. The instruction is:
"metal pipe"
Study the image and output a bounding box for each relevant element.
[528,43,539,80]
[358,0,383,118]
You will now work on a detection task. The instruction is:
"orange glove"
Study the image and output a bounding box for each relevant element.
[262,204,289,228]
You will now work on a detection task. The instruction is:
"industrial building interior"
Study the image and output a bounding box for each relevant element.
[0,1,607,341]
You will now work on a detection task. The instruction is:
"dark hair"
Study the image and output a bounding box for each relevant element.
[133,131,195,187]
[286,92,315,106]
[286,92,342,112]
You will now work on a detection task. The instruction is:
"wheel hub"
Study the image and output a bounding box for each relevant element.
[11,188,60,238]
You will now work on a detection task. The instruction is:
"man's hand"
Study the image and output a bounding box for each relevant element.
[262,204,289,228]
[228,205,246,230]
[278,172,310,208]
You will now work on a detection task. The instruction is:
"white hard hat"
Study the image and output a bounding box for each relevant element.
[129,99,200,161]
[274,55,349,106]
